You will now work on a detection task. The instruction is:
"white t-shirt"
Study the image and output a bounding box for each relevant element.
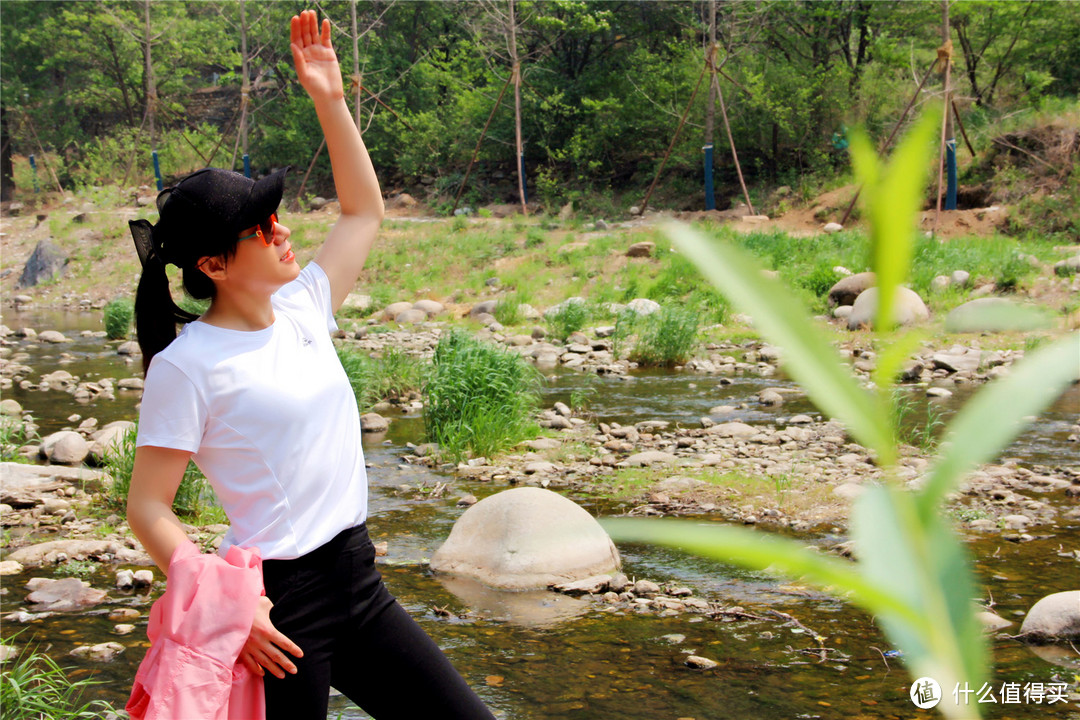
[136,262,368,560]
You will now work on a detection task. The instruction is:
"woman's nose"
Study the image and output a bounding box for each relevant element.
[273,222,291,244]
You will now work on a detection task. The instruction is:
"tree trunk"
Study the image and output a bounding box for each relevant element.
[351,0,362,129]
[704,0,716,149]
[508,0,527,214]
[0,105,13,202]
[239,0,250,160]
[143,0,157,149]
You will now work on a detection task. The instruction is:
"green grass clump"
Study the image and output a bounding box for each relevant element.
[103,425,224,524]
[0,646,118,719]
[0,414,38,462]
[102,297,134,340]
[629,305,700,367]
[424,330,542,460]
[545,300,588,341]
[336,346,430,412]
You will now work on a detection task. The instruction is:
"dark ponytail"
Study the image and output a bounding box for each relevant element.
[130,219,209,375]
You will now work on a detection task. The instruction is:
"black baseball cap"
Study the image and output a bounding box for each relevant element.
[130,167,289,268]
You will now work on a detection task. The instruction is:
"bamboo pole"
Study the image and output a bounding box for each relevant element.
[451,72,513,214]
[712,65,754,215]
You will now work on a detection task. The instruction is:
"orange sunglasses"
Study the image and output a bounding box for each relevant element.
[238,213,278,246]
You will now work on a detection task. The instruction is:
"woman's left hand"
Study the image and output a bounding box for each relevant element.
[291,10,344,104]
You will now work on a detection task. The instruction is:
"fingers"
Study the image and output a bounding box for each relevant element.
[321,18,332,48]
[270,628,304,660]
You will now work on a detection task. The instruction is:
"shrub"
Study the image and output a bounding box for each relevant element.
[424,330,541,460]
[629,305,699,367]
[0,646,118,719]
[337,346,429,412]
[545,300,588,341]
[102,297,134,340]
[103,425,221,523]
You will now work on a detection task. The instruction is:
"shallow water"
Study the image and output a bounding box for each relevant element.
[2,312,1078,718]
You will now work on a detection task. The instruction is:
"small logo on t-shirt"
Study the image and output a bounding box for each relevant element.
[301,337,312,347]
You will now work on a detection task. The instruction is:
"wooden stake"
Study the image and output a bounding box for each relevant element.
[641,58,709,213]
[452,72,513,214]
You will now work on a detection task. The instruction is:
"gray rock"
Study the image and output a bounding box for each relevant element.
[117,341,141,356]
[833,305,853,320]
[524,461,558,475]
[26,578,107,612]
[633,579,661,596]
[976,610,1013,632]
[1020,591,1080,640]
[457,494,478,507]
[413,299,445,317]
[628,206,642,216]
[0,399,22,416]
[823,222,843,234]
[393,309,428,324]
[38,330,70,344]
[1053,257,1080,276]
[705,422,758,438]
[89,421,135,464]
[926,387,953,398]
[117,377,144,390]
[8,539,146,567]
[113,624,136,635]
[685,655,719,670]
[626,298,661,316]
[17,240,68,289]
[360,413,389,433]
[69,642,124,662]
[381,301,413,320]
[470,300,500,318]
[115,569,135,590]
[932,349,982,374]
[133,570,154,588]
[341,293,373,313]
[827,272,875,307]
[42,431,90,465]
[626,242,655,258]
[524,438,561,451]
[0,560,24,576]
[950,270,971,287]
[931,275,951,292]
[430,487,621,590]
[759,389,784,406]
[622,451,677,467]
[847,286,929,330]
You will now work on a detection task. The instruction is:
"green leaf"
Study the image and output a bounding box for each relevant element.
[851,485,986,713]
[603,517,923,628]
[850,109,941,334]
[872,329,927,394]
[665,224,895,465]
[919,333,1080,513]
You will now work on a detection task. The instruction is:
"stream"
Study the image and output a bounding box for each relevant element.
[1,308,1078,719]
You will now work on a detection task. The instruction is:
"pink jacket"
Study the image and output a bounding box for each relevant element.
[127,541,265,720]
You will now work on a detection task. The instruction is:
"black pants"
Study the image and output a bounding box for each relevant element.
[261,524,495,720]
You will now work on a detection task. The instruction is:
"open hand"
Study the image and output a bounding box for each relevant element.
[239,595,303,679]
[291,10,344,104]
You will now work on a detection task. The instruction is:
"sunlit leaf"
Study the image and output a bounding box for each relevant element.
[919,333,1080,514]
[665,224,895,465]
[603,517,923,628]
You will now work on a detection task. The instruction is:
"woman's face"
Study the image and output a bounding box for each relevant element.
[228,215,301,292]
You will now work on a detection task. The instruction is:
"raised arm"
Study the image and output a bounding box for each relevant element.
[291,10,384,312]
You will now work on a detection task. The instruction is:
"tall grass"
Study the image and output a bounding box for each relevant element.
[424,330,542,460]
[102,297,134,340]
[0,414,37,463]
[628,305,700,367]
[0,645,118,719]
[336,346,429,412]
[545,300,588,341]
[103,425,223,524]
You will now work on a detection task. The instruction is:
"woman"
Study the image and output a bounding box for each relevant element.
[127,11,495,719]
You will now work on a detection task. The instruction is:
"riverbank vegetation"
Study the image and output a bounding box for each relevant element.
[2,2,1077,237]
[0,644,118,719]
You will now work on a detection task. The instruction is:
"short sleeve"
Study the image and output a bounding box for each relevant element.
[272,262,338,334]
[136,358,207,453]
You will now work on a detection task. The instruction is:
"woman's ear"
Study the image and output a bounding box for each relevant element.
[197,254,229,281]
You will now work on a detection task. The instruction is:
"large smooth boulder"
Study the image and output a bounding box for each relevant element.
[431,487,621,590]
[89,421,135,464]
[847,286,929,330]
[413,299,445,317]
[17,240,68,288]
[1020,591,1080,641]
[42,431,90,465]
[827,272,875,307]
[381,301,413,321]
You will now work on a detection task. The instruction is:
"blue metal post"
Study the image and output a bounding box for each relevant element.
[28,154,39,193]
[518,153,527,205]
[703,144,715,210]
[945,140,957,210]
[152,150,163,191]
[243,154,251,179]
